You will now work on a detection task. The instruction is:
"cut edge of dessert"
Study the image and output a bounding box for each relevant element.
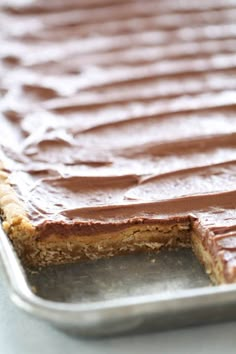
[0,165,230,285]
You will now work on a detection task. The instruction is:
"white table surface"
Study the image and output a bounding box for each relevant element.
[1,273,236,354]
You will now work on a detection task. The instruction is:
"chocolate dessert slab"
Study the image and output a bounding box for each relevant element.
[0,0,236,284]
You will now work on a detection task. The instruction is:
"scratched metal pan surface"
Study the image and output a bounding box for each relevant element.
[1,226,236,337]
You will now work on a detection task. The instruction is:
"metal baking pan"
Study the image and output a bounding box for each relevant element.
[1,225,236,337]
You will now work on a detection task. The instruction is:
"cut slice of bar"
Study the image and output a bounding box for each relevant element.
[0,0,236,284]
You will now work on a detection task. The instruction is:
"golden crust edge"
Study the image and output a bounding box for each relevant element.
[191,232,232,284]
[0,165,35,235]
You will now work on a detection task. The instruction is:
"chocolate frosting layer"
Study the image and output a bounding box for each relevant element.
[0,0,236,264]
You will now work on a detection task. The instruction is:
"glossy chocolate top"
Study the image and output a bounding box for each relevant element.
[0,0,236,255]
